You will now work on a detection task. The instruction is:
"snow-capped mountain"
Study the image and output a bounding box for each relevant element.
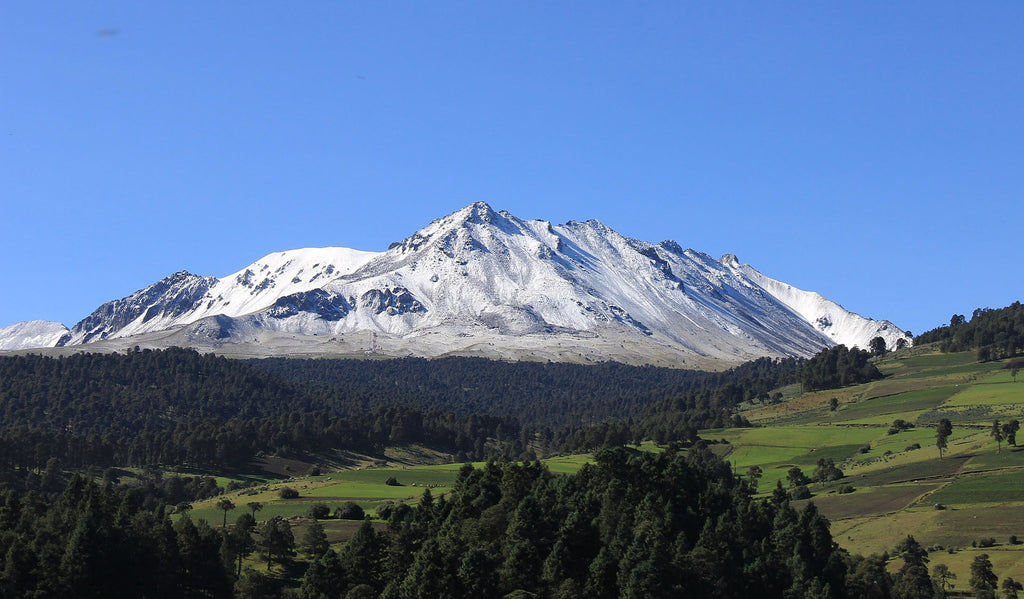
[0,320,70,351]
[1,203,909,367]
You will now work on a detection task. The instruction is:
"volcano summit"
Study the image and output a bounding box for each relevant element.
[1,203,908,368]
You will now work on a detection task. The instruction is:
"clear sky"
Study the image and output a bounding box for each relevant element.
[2,3,1021,337]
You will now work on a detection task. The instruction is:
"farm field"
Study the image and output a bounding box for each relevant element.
[728,349,1024,583]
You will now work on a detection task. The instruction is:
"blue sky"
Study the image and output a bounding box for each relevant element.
[2,2,1021,337]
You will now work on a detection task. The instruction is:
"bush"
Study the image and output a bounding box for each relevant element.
[335,501,365,520]
[905,443,921,451]
[790,485,812,500]
[307,503,330,519]
[384,476,401,487]
[859,445,871,454]
[226,480,255,492]
[278,487,300,499]
[888,419,915,435]
[1011,535,1020,545]
[812,458,844,482]
[307,465,321,476]
[837,485,855,494]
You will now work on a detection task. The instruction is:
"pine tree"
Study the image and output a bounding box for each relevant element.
[302,518,330,558]
[970,553,998,599]
[936,419,953,458]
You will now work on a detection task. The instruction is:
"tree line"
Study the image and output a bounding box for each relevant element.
[798,344,883,392]
[915,301,1024,360]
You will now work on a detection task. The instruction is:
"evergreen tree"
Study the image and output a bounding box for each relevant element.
[1003,577,1023,599]
[302,519,330,558]
[338,519,385,593]
[936,419,953,459]
[991,420,1004,453]
[216,498,235,529]
[970,553,998,599]
[298,548,345,599]
[845,554,892,599]
[932,563,956,598]
[257,515,295,572]
[1003,419,1020,446]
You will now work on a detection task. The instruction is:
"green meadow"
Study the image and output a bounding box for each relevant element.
[725,349,1024,583]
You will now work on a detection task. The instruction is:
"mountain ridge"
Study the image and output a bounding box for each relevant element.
[0,202,909,367]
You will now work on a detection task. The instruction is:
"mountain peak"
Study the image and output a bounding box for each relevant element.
[1,204,911,365]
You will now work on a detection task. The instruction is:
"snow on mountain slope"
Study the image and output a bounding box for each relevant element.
[0,320,69,350]
[61,247,379,345]
[722,255,907,351]
[4,202,910,366]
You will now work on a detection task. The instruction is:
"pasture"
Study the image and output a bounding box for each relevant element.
[724,349,1024,583]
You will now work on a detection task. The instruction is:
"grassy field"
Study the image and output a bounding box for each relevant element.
[724,348,1024,584]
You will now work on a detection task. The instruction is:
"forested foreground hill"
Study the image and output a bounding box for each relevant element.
[1,446,930,599]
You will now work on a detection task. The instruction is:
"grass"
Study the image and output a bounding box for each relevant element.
[717,348,1024,584]
[928,469,1024,505]
[831,386,959,423]
[795,483,940,521]
[942,378,1024,408]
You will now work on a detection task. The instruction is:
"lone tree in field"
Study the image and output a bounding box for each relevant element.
[247,501,263,519]
[970,553,998,599]
[933,564,956,596]
[936,419,953,459]
[1002,419,1020,446]
[1003,577,1024,599]
[216,498,235,529]
[991,420,1005,453]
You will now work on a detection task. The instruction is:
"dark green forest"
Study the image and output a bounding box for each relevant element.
[0,349,800,478]
[798,345,883,392]
[915,301,1024,361]
[0,447,952,599]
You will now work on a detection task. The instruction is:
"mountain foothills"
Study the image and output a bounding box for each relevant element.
[0,202,908,367]
[1,302,1022,597]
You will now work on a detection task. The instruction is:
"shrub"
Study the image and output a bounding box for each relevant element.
[790,485,812,500]
[812,458,844,482]
[335,501,365,520]
[226,481,253,492]
[307,465,321,476]
[307,503,330,519]
[837,485,855,494]
[888,419,915,435]
[384,476,401,487]
[278,487,300,499]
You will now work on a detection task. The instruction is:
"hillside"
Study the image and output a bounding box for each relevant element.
[712,345,1024,584]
